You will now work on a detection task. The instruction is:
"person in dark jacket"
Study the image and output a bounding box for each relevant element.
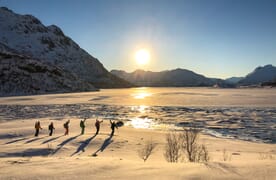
[110,120,118,137]
[80,118,87,135]
[48,122,55,136]
[63,120,70,135]
[95,119,103,135]
[34,121,42,136]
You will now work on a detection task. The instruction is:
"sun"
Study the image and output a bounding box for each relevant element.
[135,49,150,65]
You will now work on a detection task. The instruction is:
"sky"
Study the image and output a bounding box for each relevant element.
[1,0,276,78]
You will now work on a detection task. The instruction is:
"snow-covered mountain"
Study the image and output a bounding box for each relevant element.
[0,7,131,96]
[111,69,230,87]
[238,65,276,86]
[0,43,97,96]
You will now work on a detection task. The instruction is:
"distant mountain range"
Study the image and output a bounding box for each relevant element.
[225,77,244,84]
[0,7,132,96]
[111,69,232,87]
[0,7,275,96]
[111,65,276,88]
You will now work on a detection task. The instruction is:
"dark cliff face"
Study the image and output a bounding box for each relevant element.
[0,7,132,94]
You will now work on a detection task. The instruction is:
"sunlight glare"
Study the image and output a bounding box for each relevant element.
[129,117,153,129]
[133,92,151,99]
[135,49,150,65]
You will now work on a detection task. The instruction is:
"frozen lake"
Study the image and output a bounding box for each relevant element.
[0,87,276,143]
[0,87,276,106]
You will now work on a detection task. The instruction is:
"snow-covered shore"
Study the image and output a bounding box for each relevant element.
[0,88,275,179]
[0,117,275,180]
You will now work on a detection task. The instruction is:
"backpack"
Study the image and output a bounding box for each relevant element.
[116,121,124,127]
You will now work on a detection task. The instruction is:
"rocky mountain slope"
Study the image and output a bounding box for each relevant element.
[0,43,96,96]
[0,7,132,96]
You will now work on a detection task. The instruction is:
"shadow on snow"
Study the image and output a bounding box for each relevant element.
[92,133,114,156]
[24,136,47,144]
[71,134,97,156]
[41,135,63,144]
[51,135,81,154]
[5,137,28,144]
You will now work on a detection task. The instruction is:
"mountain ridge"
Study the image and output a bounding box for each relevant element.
[0,7,132,96]
[0,43,97,96]
[111,68,229,87]
[111,65,276,87]
[238,64,276,86]
[1,7,275,96]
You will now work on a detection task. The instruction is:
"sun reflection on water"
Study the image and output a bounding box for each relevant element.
[133,92,152,99]
[128,104,153,128]
[132,87,152,99]
[128,117,154,129]
[130,105,149,113]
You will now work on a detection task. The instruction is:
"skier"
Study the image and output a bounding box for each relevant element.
[48,122,55,136]
[80,118,87,135]
[95,119,103,135]
[110,120,118,137]
[63,120,70,135]
[34,121,42,137]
